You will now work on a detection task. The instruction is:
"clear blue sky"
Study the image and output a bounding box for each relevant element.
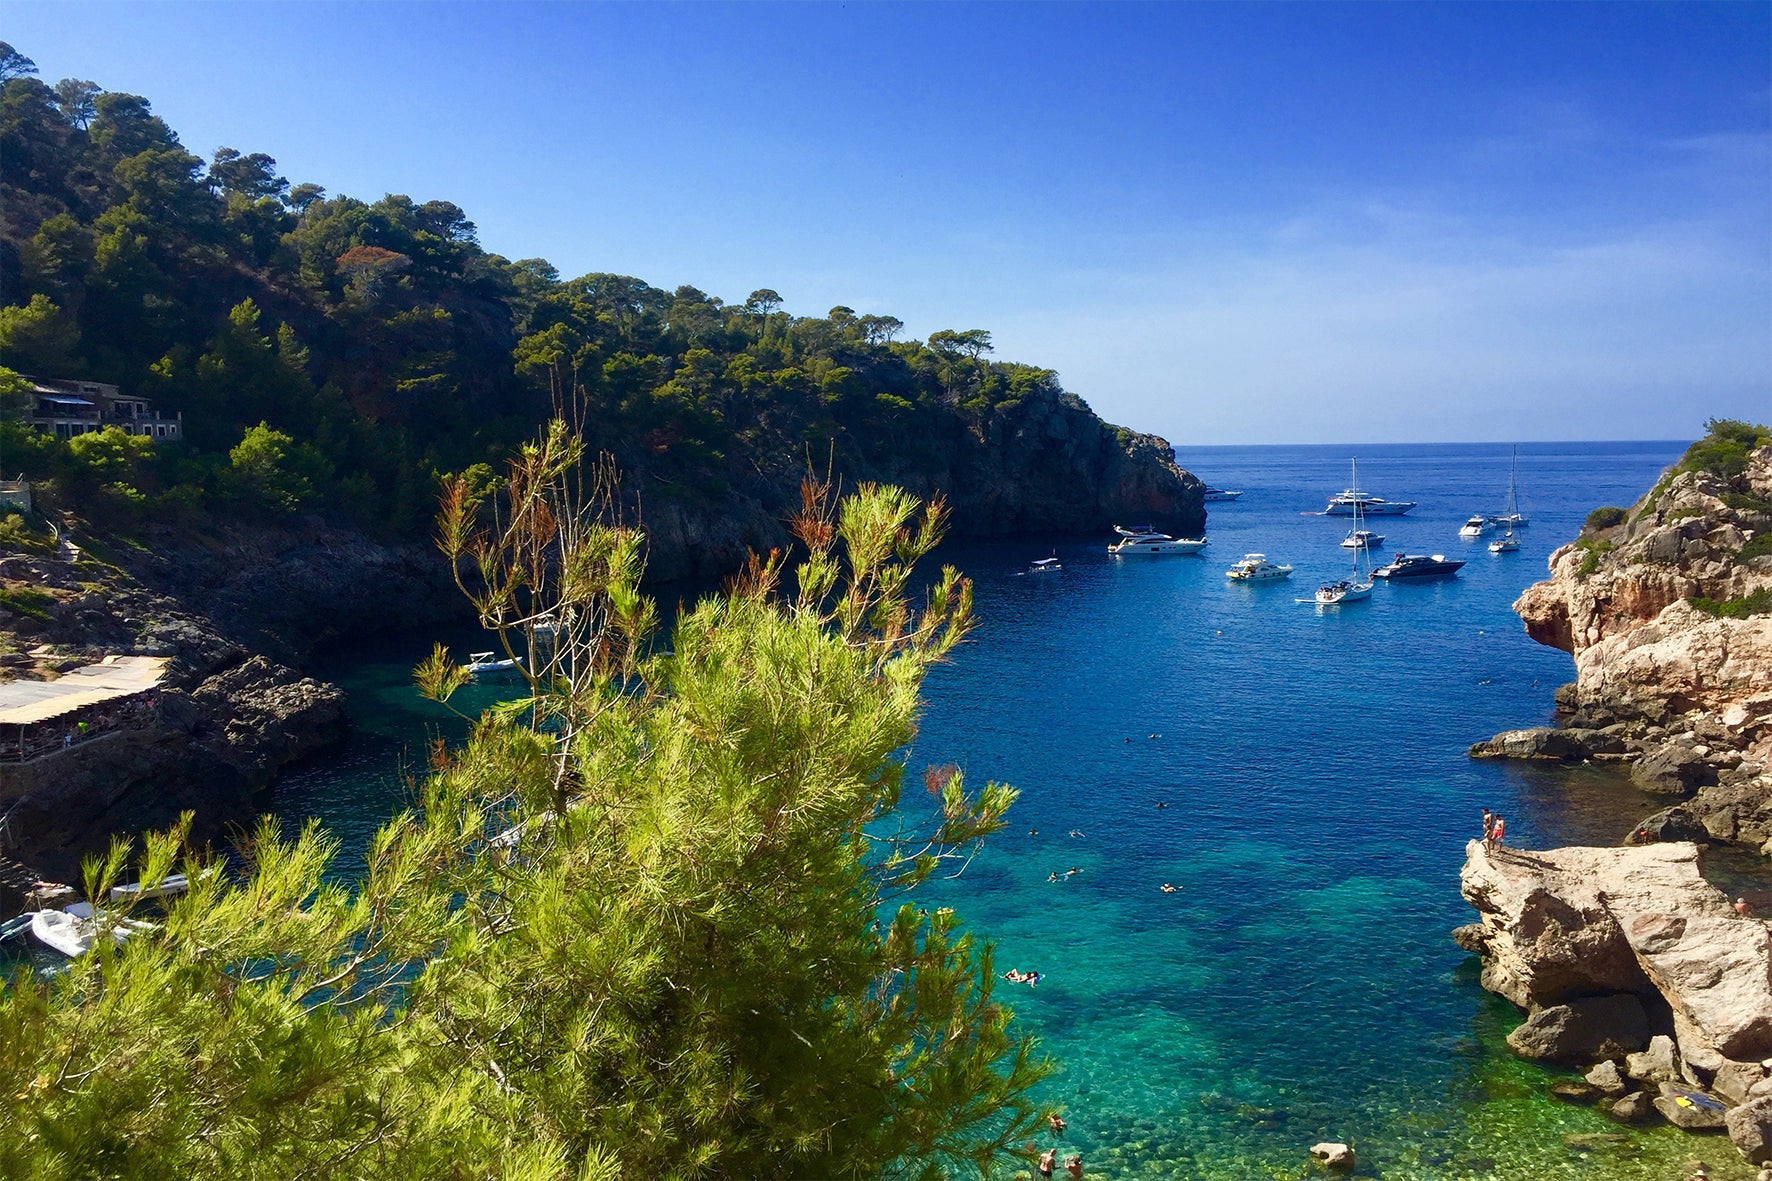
[5,2,1769,444]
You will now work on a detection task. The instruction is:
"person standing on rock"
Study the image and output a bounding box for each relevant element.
[1486,816,1506,850]
[1481,809,1494,842]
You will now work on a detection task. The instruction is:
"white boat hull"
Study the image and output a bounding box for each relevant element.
[1316,582,1373,605]
[1324,502,1414,516]
[1111,539,1207,555]
[31,905,153,957]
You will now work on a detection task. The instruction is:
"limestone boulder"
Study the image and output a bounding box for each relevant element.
[1469,727,1592,761]
[1606,1091,1655,1123]
[1654,1084,1730,1130]
[1728,1094,1772,1165]
[1586,1059,1629,1096]
[1507,996,1650,1065]
[1626,1036,1682,1084]
[1308,1142,1355,1171]
[1635,742,1718,796]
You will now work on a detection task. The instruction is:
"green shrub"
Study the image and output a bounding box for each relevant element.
[1689,587,1772,618]
[1585,506,1627,530]
[0,586,56,620]
[0,513,52,554]
[1725,491,1771,513]
[1574,538,1614,579]
[1740,533,1772,562]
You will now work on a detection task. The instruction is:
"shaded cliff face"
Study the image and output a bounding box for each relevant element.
[638,389,1204,582]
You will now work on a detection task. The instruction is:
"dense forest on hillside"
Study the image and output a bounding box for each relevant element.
[0,43,1191,555]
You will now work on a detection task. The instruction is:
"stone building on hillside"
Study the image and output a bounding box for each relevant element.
[23,376,183,442]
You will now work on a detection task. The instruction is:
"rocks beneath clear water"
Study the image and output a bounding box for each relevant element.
[1308,1141,1355,1170]
[1550,1078,1600,1104]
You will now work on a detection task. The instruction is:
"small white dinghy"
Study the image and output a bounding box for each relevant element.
[31,902,155,958]
[110,870,208,903]
[465,651,524,681]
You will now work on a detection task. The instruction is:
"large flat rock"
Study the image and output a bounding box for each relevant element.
[1461,840,1772,1061]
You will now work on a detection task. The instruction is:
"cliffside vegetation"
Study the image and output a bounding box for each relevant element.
[0,447,1050,1177]
[0,42,1177,547]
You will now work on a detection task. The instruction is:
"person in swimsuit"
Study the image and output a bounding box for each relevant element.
[1038,1148,1056,1178]
[1065,1154,1083,1178]
[1048,1113,1066,1135]
[1490,816,1506,848]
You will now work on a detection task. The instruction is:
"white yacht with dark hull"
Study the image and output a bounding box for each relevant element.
[1371,553,1466,580]
[1202,487,1244,502]
[1109,526,1208,555]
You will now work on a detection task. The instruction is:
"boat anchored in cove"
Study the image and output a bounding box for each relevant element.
[1109,526,1207,555]
[1225,553,1292,581]
[1318,467,1374,605]
[1371,553,1466,580]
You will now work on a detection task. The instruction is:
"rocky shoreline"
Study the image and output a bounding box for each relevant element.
[1458,839,1772,1165]
[1472,441,1772,847]
[0,423,1201,881]
[1458,430,1772,1169]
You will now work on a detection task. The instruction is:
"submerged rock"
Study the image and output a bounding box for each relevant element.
[1308,1141,1355,1170]
[1550,1079,1601,1104]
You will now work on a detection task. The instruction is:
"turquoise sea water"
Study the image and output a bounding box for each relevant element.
[273,440,1760,1180]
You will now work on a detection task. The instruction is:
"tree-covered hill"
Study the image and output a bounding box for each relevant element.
[0,43,1199,575]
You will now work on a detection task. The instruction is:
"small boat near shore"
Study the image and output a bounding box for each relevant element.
[1028,555,1063,574]
[1372,553,1466,580]
[30,902,155,958]
[1225,554,1291,581]
[1202,487,1243,502]
[465,651,524,680]
[1109,526,1207,555]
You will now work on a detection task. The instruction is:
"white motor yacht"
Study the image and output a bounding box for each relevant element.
[1340,529,1384,550]
[1323,486,1415,516]
[1109,526,1207,555]
[1202,487,1244,502]
[1225,553,1292,581]
[1458,515,1488,539]
[1028,555,1063,573]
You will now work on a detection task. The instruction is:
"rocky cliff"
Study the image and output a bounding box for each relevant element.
[637,390,1204,582]
[1474,432,1772,847]
[1457,840,1772,1163]
[0,518,462,880]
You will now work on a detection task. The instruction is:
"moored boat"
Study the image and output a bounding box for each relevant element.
[1109,526,1207,555]
[1202,487,1244,502]
[1225,553,1292,581]
[465,651,524,680]
[1488,532,1519,554]
[1371,553,1466,580]
[1340,529,1384,550]
[1323,480,1415,516]
[1318,466,1375,605]
[1458,515,1488,539]
[30,902,155,958]
[1028,555,1063,573]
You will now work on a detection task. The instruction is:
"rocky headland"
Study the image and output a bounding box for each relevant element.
[1471,430,1772,846]
[1458,424,1772,1168]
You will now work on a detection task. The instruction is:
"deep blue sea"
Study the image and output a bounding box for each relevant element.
[272,440,1762,1180]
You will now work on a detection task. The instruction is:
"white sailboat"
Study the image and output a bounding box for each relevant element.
[1318,462,1375,606]
[1486,447,1530,527]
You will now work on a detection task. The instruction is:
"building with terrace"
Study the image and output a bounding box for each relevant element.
[23,377,183,442]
